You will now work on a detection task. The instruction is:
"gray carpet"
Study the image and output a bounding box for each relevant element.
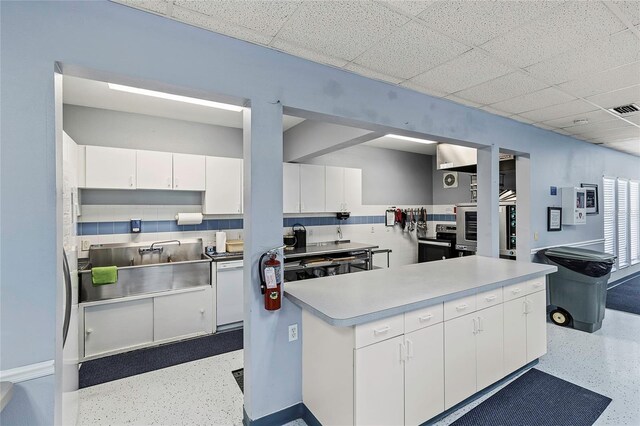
[607,274,640,315]
[451,369,611,426]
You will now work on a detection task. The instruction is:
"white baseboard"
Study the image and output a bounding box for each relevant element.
[0,360,54,383]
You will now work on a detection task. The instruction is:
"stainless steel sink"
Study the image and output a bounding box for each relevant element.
[79,239,212,302]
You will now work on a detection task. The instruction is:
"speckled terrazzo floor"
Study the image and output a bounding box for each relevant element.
[78,309,639,426]
[434,308,640,426]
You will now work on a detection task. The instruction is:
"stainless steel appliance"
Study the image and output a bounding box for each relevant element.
[456,203,517,257]
[216,259,244,328]
[437,144,515,173]
[418,224,458,262]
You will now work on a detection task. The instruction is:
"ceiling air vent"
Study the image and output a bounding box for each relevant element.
[609,104,639,115]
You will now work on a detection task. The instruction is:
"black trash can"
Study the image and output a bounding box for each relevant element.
[540,247,616,333]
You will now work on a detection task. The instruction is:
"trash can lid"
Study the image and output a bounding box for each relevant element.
[542,246,616,262]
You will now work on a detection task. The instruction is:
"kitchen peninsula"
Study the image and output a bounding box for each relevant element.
[284,256,557,426]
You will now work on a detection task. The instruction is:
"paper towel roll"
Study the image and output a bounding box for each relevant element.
[175,213,203,225]
[216,232,227,253]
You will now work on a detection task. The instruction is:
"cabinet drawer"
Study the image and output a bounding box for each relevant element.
[503,282,528,302]
[476,288,503,310]
[405,303,444,334]
[444,294,477,321]
[527,278,546,295]
[355,313,404,349]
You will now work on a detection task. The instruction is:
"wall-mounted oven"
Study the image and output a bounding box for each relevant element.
[456,203,516,257]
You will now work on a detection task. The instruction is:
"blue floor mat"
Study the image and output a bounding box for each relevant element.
[79,328,243,388]
[607,275,640,315]
[451,369,611,426]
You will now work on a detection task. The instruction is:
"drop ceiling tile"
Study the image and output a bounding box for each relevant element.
[399,80,448,98]
[586,84,640,109]
[624,114,640,125]
[379,0,435,16]
[343,63,405,84]
[510,115,536,124]
[171,6,273,45]
[416,0,559,46]
[533,123,555,130]
[444,94,483,108]
[582,124,640,140]
[113,0,169,15]
[275,1,409,61]
[353,21,470,80]
[525,29,640,85]
[519,99,598,122]
[269,38,349,68]
[613,1,640,26]
[489,87,576,115]
[408,49,514,94]
[173,1,300,36]
[558,61,640,98]
[563,119,635,136]
[542,109,620,128]
[603,139,640,156]
[481,1,627,69]
[481,106,511,117]
[453,72,547,105]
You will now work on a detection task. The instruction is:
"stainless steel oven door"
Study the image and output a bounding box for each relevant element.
[456,205,477,252]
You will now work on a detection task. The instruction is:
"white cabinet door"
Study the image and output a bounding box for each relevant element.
[85,146,136,189]
[154,287,213,341]
[325,166,345,212]
[300,164,325,212]
[526,290,547,362]
[503,297,527,374]
[355,335,404,426]
[405,323,444,425]
[444,313,477,409]
[203,156,243,214]
[173,153,205,191]
[137,150,173,190]
[283,163,300,213]
[84,299,153,358]
[476,304,504,390]
[344,167,362,212]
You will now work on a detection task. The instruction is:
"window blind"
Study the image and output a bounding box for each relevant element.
[617,178,629,269]
[630,180,639,265]
[603,177,616,265]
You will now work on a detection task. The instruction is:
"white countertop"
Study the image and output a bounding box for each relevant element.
[284,256,557,326]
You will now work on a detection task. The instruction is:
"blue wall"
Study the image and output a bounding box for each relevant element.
[1,1,638,423]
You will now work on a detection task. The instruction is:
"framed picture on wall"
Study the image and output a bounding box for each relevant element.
[580,183,599,215]
[547,207,562,232]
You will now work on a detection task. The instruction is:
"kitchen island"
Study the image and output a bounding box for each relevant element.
[284,256,557,426]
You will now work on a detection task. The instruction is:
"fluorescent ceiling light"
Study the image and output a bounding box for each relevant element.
[107,83,243,112]
[386,134,437,144]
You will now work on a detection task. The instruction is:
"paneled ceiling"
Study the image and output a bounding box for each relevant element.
[113,0,640,156]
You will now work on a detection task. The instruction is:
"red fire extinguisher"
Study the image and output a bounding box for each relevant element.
[259,250,282,311]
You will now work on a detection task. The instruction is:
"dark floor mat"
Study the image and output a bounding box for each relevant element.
[451,369,611,426]
[607,275,640,315]
[80,329,243,388]
[232,368,244,393]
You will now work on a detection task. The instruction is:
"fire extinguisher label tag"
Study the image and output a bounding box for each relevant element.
[265,267,277,289]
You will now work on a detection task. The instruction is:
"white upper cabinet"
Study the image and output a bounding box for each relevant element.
[344,167,362,212]
[85,146,136,189]
[203,156,243,214]
[173,153,206,191]
[283,163,301,213]
[325,166,345,212]
[300,164,325,213]
[136,150,173,190]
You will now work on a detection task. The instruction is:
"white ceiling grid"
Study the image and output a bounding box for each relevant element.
[112,0,640,156]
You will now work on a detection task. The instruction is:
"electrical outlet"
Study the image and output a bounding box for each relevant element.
[288,324,298,342]
[371,226,375,233]
[238,232,243,240]
[81,239,91,251]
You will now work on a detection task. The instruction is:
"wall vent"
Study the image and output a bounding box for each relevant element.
[609,103,639,115]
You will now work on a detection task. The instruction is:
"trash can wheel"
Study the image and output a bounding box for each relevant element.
[550,308,571,326]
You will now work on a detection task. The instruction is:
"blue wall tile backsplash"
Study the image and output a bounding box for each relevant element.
[77,215,456,236]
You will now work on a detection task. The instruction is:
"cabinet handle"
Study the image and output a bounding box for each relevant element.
[200,309,205,314]
[373,325,391,335]
[418,314,433,322]
[167,177,172,188]
[86,328,93,336]
[485,295,497,302]
[511,288,522,294]
[399,342,406,362]
[456,303,468,311]
[129,176,134,187]
[477,316,484,332]
[532,282,543,288]
[472,318,478,335]
[406,339,414,359]
[524,300,531,314]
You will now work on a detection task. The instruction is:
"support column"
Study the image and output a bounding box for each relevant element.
[243,100,302,423]
[516,155,532,262]
[477,145,500,257]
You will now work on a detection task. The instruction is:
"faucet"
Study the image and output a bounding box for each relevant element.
[139,240,181,255]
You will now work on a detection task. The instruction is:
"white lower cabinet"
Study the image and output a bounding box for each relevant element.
[84,298,154,358]
[154,287,213,341]
[504,289,547,374]
[355,335,405,426]
[475,304,504,390]
[444,313,477,409]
